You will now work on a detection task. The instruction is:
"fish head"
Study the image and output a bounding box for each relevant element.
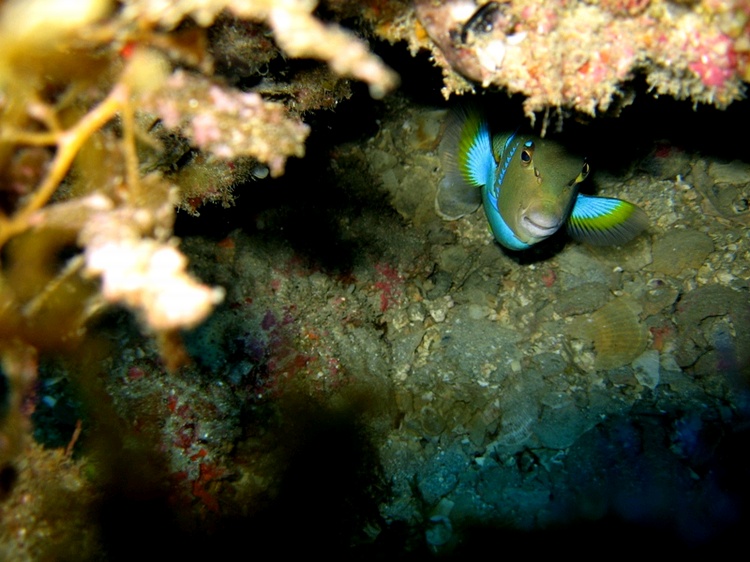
[496,135,589,245]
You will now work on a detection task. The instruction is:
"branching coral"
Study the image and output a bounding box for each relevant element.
[121,0,399,97]
[139,70,310,176]
[0,0,400,472]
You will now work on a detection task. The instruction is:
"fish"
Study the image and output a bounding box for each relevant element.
[436,108,648,250]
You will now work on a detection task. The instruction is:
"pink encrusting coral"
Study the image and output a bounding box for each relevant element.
[645,9,744,105]
[405,0,748,119]
[686,30,738,89]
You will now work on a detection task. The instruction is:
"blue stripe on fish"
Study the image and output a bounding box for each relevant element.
[496,133,518,186]
[484,186,532,250]
[484,131,533,250]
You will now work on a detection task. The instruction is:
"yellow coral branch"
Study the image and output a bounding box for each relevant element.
[119,93,142,202]
[0,83,128,246]
[0,130,59,146]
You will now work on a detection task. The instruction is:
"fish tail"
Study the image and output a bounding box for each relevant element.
[436,108,494,219]
[567,194,648,246]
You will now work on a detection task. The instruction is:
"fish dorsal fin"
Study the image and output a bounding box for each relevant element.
[436,108,494,220]
[567,194,648,246]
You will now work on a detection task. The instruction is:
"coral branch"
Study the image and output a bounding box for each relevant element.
[74,190,226,332]
[139,70,310,176]
[121,0,399,98]
[266,5,400,98]
[0,85,127,245]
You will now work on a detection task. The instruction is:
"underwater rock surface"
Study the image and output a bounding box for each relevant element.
[1,2,750,559]
[10,91,750,559]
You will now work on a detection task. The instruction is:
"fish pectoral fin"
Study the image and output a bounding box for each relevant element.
[567,194,648,246]
[435,174,483,219]
[436,107,493,220]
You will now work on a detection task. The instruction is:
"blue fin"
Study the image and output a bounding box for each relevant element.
[567,194,648,246]
[436,108,494,220]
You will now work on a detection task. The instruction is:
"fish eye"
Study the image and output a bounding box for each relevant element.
[520,142,534,167]
[571,162,590,185]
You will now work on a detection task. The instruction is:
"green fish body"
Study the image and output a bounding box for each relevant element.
[436,109,648,250]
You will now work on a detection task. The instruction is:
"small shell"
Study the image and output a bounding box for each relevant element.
[496,409,535,448]
[577,298,647,370]
[493,394,538,451]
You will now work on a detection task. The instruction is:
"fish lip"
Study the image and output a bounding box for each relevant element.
[521,215,560,238]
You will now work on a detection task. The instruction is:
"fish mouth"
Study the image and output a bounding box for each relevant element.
[521,215,561,238]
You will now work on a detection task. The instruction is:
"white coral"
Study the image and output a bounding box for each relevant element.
[86,239,224,331]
